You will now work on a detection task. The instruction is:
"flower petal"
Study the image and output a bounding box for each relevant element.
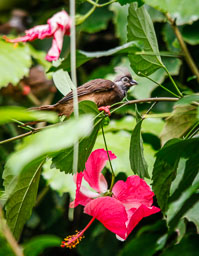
[112,175,154,210]
[48,10,71,35]
[46,29,64,61]
[84,149,116,193]
[70,172,92,208]
[84,197,128,239]
[4,24,51,43]
[126,205,160,237]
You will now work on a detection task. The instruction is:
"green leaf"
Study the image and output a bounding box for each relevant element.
[4,160,44,240]
[48,51,92,73]
[152,138,199,212]
[0,106,58,125]
[23,235,61,256]
[51,101,102,173]
[160,105,198,145]
[52,69,73,96]
[168,183,199,232]
[184,201,199,233]
[42,158,75,196]
[109,2,129,44]
[48,42,138,73]
[167,153,199,232]
[162,24,181,53]
[175,95,199,105]
[129,116,150,178]
[118,0,144,7]
[144,0,199,25]
[0,39,32,88]
[79,41,140,58]
[161,234,199,256]
[127,3,164,76]
[146,5,166,23]
[119,221,166,256]
[5,114,93,176]
[104,116,164,137]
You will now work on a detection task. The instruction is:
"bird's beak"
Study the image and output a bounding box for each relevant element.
[130,79,138,86]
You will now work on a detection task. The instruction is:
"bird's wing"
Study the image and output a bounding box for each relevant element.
[57,79,115,105]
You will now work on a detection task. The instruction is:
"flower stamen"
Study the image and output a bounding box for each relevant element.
[61,217,95,249]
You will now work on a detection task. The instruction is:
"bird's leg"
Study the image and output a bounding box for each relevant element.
[98,105,111,116]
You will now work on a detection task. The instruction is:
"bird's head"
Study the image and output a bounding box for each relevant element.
[113,67,137,91]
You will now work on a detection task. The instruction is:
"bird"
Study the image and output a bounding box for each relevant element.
[32,67,137,117]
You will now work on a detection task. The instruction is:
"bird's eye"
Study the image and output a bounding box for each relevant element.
[122,77,129,82]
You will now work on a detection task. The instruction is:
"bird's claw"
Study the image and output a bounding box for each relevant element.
[98,106,111,116]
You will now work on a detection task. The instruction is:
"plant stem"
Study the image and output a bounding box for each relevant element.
[139,72,180,98]
[0,207,24,256]
[86,0,116,7]
[184,121,199,139]
[11,119,35,131]
[76,2,97,25]
[0,98,179,145]
[110,97,179,114]
[166,13,199,82]
[163,66,183,97]
[101,124,115,191]
[142,101,158,119]
[70,0,79,174]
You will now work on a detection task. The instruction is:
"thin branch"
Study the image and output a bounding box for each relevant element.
[110,97,179,114]
[76,2,97,25]
[86,0,116,7]
[163,66,183,97]
[142,101,158,119]
[0,207,24,256]
[0,97,179,145]
[101,125,115,191]
[166,13,199,82]
[139,72,180,98]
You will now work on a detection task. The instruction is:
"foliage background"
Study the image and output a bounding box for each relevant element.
[0,0,199,255]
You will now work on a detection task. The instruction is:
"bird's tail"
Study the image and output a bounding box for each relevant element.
[29,104,55,112]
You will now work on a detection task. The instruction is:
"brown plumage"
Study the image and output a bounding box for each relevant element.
[32,68,137,117]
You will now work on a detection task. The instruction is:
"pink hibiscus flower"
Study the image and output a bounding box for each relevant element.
[3,10,71,61]
[61,149,160,248]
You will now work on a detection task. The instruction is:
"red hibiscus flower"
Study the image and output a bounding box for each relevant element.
[61,149,160,248]
[4,10,71,61]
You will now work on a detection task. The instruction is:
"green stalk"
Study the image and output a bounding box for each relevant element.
[86,0,116,7]
[139,72,180,98]
[164,66,183,97]
[101,124,115,191]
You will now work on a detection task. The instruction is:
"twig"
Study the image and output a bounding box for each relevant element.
[166,13,199,82]
[139,72,180,98]
[164,66,183,97]
[101,125,115,191]
[76,2,97,25]
[86,0,116,7]
[142,101,158,119]
[110,97,179,114]
[0,207,24,256]
[0,97,179,145]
